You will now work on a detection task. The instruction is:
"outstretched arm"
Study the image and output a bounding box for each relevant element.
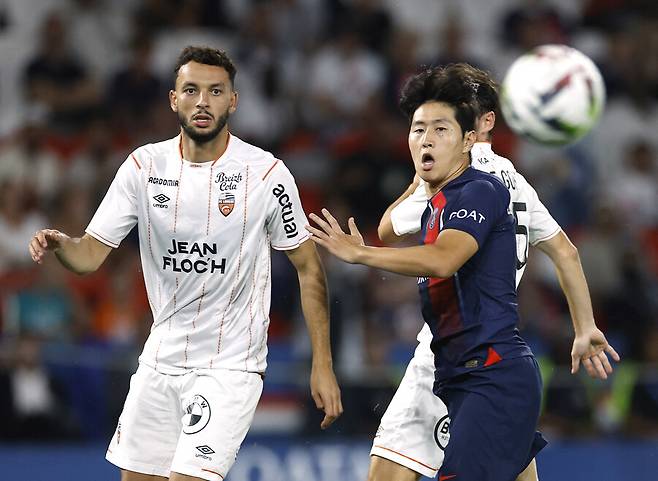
[308,209,478,279]
[29,230,112,274]
[286,240,343,429]
[535,231,620,379]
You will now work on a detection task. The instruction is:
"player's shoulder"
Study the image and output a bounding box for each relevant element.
[130,136,179,166]
[230,135,292,182]
[471,142,516,173]
[459,168,510,202]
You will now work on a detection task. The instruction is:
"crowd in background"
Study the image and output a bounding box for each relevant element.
[0,0,657,443]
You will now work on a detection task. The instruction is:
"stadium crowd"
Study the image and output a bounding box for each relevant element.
[0,0,657,442]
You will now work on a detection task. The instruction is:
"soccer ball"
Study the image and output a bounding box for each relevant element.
[500,44,606,145]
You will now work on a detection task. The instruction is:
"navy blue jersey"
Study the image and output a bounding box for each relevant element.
[419,167,533,384]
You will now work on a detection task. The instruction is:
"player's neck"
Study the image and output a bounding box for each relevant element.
[426,158,470,195]
[180,129,230,163]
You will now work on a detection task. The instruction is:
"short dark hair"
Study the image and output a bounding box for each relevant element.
[441,63,499,116]
[399,67,477,136]
[174,46,237,87]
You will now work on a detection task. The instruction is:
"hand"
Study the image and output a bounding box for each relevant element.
[310,362,343,429]
[571,328,621,380]
[28,229,68,264]
[306,209,365,264]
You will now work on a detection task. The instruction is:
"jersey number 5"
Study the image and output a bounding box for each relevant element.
[512,202,529,270]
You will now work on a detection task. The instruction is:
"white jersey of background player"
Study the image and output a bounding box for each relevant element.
[368,64,619,481]
[29,46,342,481]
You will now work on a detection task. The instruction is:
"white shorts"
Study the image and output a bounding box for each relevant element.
[370,354,449,478]
[106,363,263,480]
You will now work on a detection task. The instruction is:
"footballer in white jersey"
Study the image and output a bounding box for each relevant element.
[28,46,342,481]
[87,133,307,375]
[370,142,560,478]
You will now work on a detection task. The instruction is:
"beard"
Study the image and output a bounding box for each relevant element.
[178,108,230,144]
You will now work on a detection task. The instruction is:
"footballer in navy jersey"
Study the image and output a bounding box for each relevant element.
[419,167,533,386]
[308,68,546,481]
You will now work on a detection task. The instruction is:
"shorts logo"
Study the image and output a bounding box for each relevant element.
[196,445,215,455]
[182,394,211,434]
[218,193,235,216]
[434,415,451,451]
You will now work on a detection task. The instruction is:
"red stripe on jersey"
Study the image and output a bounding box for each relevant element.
[262,160,279,180]
[130,153,142,169]
[423,192,463,336]
[423,192,447,245]
[484,346,503,366]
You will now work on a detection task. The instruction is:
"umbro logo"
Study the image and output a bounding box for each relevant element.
[196,445,215,455]
[153,193,170,209]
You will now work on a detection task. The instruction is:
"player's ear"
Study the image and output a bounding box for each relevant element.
[169,90,178,113]
[462,130,476,153]
[479,111,495,134]
[229,90,238,114]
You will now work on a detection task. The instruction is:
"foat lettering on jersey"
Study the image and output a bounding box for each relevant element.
[215,172,243,191]
[163,239,227,274]
[448,209,485,224]
[272,184,298,238]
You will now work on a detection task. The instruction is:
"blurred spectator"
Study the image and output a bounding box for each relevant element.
[627,325,658,437]
[22,11,101,133]
[0,335,80,440]
[0,180,46,273]
[305,21,385,130]
[106,34,162,137]
[610,140,658,230]
[0,120,63,207]
[2,258,86,340]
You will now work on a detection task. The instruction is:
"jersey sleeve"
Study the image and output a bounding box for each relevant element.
[390,180,429,236]
[517,173,561,245]
[264,161,311,250]
[85,155,140,248]
[442,179,509,248]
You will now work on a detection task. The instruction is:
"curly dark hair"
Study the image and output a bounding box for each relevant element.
[173,46,237,87]
[399,66,478,136]
[441,63,499,116]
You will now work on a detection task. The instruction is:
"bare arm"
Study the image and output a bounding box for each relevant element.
[378,175,421,244]
[535,231,620,379]
[285,240,343,429]
[308,209,478,279]
[29,230,112,274]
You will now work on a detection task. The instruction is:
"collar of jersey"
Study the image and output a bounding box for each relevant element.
[178,132,232,166]
[472,142,493,156]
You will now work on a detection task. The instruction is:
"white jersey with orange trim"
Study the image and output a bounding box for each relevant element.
[86,134,310,374]
[391,142,561,357]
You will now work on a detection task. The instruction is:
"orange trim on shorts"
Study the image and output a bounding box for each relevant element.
[262,159,279,180]
[201,468,224,479]
[131,153,142,169]
[372,445,439,471]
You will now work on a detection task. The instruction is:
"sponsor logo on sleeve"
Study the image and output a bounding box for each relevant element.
[272,184,298,238]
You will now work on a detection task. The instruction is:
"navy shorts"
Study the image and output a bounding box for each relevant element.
[436,355,547,481]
